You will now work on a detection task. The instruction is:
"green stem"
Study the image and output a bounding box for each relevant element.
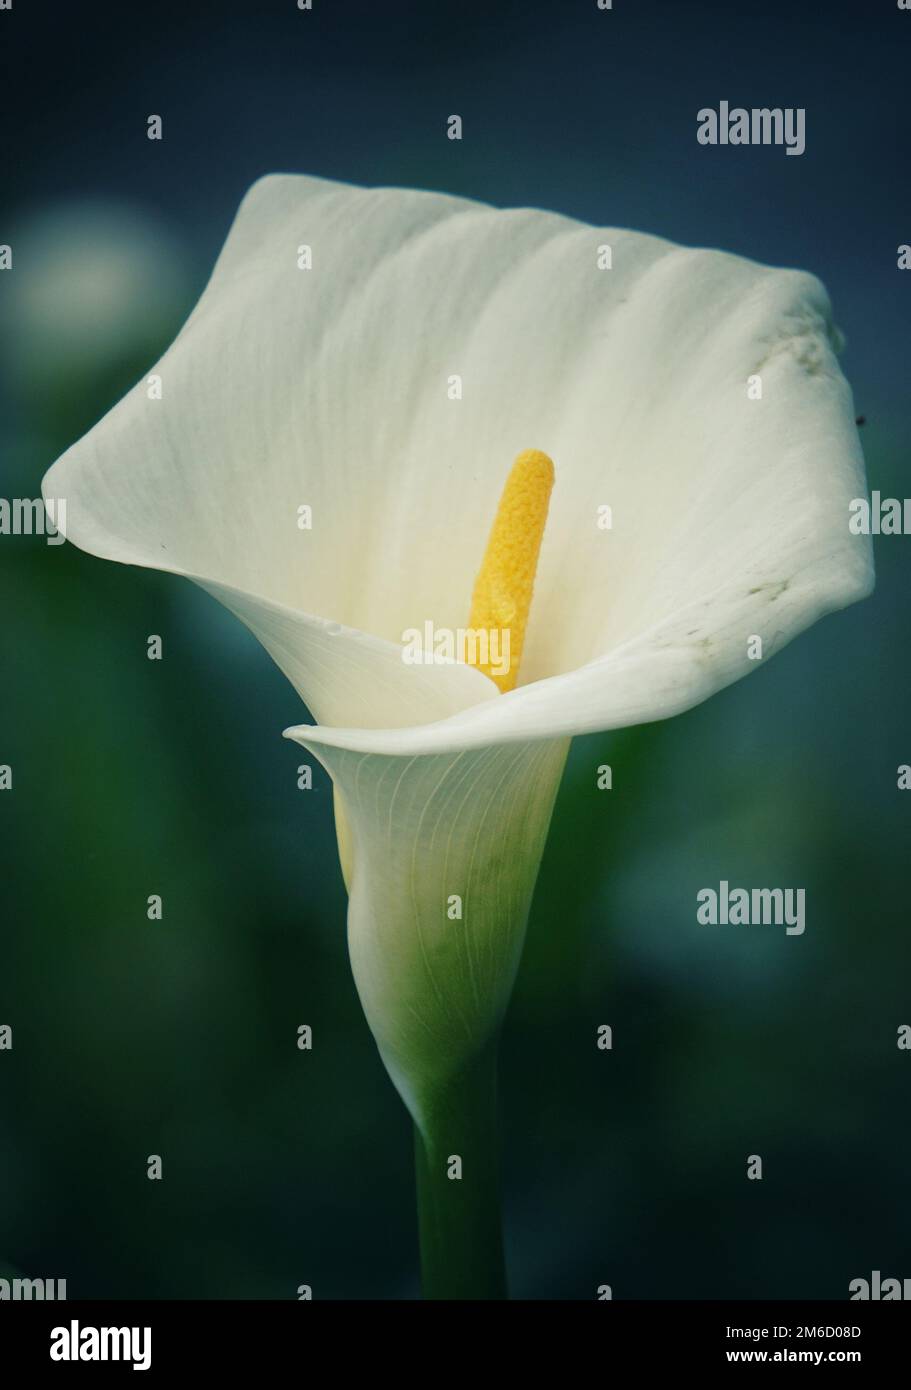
[413,1041,507,1300]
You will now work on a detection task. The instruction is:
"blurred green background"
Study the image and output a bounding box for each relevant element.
[1,0,908,1298]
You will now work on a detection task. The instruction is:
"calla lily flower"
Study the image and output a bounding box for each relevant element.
[42,174,873,1299]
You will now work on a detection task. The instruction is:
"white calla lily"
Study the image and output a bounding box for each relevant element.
[42,174,873,1298]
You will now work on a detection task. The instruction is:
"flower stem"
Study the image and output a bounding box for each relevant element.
[413,1041,508,1299]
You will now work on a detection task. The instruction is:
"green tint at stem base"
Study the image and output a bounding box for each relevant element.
[413,1043,507,1300]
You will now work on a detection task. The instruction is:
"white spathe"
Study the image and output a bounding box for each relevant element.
[43,173,872,755]
[320,737,570,1118]
[42,174,873,1114]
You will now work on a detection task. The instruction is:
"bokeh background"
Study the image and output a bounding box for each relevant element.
[1,0,908,1299]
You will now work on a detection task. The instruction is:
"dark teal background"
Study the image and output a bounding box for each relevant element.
[1,0,908,1298]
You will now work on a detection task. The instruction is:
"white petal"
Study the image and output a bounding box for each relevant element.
[204,579,495,731]
[43,174,873,746]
